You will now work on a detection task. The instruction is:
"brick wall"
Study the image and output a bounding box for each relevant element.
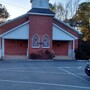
[29,15,53,55]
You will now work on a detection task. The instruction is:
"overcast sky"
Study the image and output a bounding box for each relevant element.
[0,0,89,19]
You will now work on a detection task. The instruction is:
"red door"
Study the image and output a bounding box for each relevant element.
[5,39,28,55]
[53,41,68,56]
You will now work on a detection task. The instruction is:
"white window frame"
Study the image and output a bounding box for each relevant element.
[32,34,40,48]
[42,34,50,48]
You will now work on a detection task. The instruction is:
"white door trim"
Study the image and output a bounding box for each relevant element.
[2,38,4,58]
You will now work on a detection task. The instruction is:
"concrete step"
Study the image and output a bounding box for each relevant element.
[53,56,74,60]
[4,55,27,60]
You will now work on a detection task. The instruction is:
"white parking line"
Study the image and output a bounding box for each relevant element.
[0,69,86,76]
[58,67,90,84]
[78,66,83,69]
[0,67,57,70]
[0,69,68,74]
[0,79,90,89]
[0,66,83,70]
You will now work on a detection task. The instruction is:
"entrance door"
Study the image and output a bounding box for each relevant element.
[53,41,68,56]
[5,39,28,56]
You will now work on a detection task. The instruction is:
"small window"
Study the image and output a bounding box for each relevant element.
[42,35,50,48]
[32,34,40,48]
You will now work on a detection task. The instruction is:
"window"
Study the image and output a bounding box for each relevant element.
[42,35,50,48]
[32,34,40,48]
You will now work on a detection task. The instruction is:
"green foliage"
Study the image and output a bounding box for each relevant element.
[75,40,90,60]
[49,3,64,20]
[66,2,90,60]
[76,2,90,20]
[74,2,90,41]
[49,3,56,12]
[0,4,9,23]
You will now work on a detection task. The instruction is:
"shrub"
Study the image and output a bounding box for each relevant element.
[30,52,40,59]
[30,49,55,59]
[45,50,55,59]
[75,40,90,60]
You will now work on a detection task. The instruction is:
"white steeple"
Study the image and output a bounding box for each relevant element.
[30,0,49,9]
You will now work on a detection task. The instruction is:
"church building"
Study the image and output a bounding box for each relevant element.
[0,0,81,60]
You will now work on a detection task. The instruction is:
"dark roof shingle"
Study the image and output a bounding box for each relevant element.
[28,8,55,16]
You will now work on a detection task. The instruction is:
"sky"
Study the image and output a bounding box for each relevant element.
[0,0,89,19]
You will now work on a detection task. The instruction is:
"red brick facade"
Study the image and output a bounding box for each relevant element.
[0,13,79,59]
[0,0,81,59]
[28,15,53,57]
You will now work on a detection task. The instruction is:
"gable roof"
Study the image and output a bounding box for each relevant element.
[53,23,77,41]
[0,14,28,35]
[0,9,81,40]
[0,14,27,27]
[54,18,82,35]
[0,21,29,39]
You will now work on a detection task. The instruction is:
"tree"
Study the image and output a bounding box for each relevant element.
[50,3,65,20]
[74,2,90,41]
[50,0,80,20]
[64,0,80,19]
[75,40,90,60]
[0,4,9,23]
[74,2,90,60]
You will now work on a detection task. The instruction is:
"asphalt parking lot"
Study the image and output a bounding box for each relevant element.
[0,59,90,90]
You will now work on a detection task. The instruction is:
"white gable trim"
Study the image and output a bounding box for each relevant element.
[54,18,82,35]
[0,21,29,37]
[53,23,78,40]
